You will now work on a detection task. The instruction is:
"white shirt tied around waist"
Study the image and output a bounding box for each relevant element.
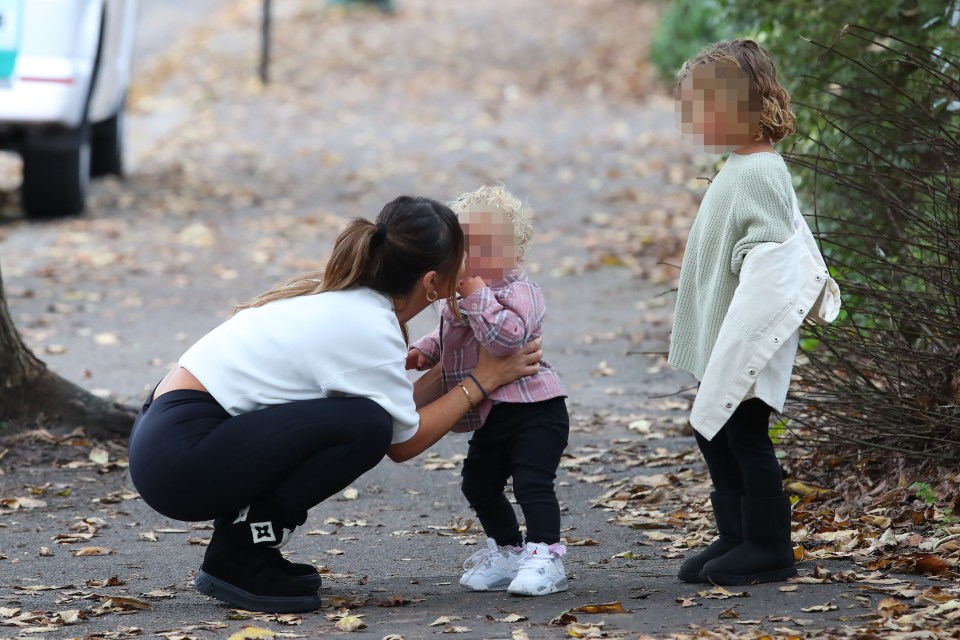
[179,287,420,445]
[691,194,841,440]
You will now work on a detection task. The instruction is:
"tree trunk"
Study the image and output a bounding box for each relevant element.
[0,266,135,438]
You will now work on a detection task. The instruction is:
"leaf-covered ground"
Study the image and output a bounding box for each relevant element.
[0,0,957,638]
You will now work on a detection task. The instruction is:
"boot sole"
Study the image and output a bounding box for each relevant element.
[703,566,798,586]
[195,569,321,613]
[677,569,709,583]
[288,573,323,590]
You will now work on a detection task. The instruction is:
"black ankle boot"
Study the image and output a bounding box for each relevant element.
[677,491,742,583]
[195,506,321,613]
[700,495,798,585]
[223,507,322,590]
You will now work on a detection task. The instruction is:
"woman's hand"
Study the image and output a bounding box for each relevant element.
[471,337,542,393]
[387,338,542,464]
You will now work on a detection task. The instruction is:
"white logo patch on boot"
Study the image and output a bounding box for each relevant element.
[233,505,250,524]
[250,521,277,544]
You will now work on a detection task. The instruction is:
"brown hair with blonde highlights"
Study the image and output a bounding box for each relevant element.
[236,196,465,322]
[678,39,796,143]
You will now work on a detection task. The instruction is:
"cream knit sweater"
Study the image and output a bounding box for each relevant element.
[668,152,796,381]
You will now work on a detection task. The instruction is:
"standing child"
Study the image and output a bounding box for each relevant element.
[407,185,570,596]
[668,40,840,586]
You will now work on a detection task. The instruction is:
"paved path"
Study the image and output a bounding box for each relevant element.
[0,2,924,639]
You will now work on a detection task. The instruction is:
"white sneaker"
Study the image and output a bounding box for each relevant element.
[459,538,523,591]
[507,542,568,596]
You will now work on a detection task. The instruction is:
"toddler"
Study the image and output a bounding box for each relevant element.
[407,185,570,596]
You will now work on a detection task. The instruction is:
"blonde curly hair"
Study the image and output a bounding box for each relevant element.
[677,39,796,144]
[447,184,534,259]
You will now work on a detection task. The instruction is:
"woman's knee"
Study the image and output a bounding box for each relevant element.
[342,398,393,460]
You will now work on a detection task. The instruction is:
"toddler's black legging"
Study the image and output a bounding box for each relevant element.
[128,390,393,524]
[460,398,569,547]
[694,397,783,497]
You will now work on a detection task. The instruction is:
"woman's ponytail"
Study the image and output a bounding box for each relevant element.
[235,196,463,314]
[320,219,381,292]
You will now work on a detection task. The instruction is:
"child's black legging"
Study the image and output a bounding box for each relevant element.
[128,390,394,525]
[460,398,569,547]
[694,398,783,497]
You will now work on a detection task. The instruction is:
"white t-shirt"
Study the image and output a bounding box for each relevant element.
[179,287,420,444]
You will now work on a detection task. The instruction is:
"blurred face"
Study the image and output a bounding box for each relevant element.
[460,207,518,283]
[676,62,760,153]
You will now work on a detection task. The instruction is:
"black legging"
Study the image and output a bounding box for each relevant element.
[694,398,783,497]
[128,390,394,524]
[460,398,569,546]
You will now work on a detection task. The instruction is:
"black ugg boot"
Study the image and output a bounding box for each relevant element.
[222,506,322,590]
[700,495,798,585]
[195,506,321,613]
[677,491,742,583]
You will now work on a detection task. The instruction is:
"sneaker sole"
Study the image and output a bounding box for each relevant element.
[195,569,321,613]
[507,578,568,596]
[459,577,512,591]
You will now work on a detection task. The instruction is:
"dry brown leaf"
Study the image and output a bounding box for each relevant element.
[566,622,605,638]
[568,601,627,614]
[377,595,410,607]
[73,546,112,556]
[227,626,275,640]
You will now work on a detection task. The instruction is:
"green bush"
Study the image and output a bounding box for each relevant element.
[650,0,960,458]
[649,0,727,81]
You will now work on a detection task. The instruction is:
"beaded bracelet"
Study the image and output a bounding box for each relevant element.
[466,373,489,400]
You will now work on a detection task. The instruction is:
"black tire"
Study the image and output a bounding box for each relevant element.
[21,125,92,219]
[91,99,125,177]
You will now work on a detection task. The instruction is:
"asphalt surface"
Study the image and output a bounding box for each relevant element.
[0,1,927,639]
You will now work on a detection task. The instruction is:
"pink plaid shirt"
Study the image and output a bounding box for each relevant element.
[410,270,566,432]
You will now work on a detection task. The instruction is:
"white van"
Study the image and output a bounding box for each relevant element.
[0,0,138,218]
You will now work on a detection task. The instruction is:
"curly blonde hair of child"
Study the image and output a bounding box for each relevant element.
[448,184,534,260]
[677,39,796,144]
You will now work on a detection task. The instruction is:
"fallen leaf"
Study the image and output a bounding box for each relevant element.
[568,602,627,614]
[227,626,275,640]
[497,613,528,623]
[74,546,112,556]
[377,595,410,607]
[335,615,366,632]
[566,621,605,638]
